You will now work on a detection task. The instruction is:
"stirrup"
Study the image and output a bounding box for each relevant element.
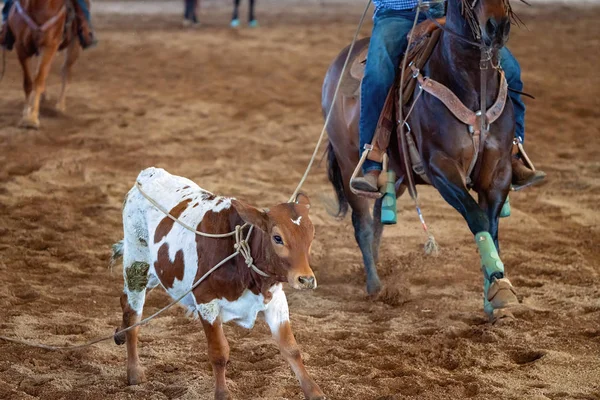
[349,145,383,199]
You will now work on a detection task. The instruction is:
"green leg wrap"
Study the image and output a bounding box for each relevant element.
[500,196,511,218]
[475,232,505,316]
[381,170,397,225]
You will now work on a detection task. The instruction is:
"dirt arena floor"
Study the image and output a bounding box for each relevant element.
[0,1,599,399]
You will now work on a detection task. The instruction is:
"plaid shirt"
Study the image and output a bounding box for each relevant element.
[373,0,419,11]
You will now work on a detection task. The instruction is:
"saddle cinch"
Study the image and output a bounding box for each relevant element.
[342,19,445,193]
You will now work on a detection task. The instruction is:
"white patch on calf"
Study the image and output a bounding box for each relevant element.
[291,216,302,226]
[263,284,290,334]
[195,284,289,330]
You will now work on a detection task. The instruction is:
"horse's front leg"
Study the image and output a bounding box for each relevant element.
[264,287,325,400]
[429,150,517,320]
[477,150,520,321]
[20,43,59,129]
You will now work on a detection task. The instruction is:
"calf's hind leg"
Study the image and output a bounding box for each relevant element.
[115,260,149,385]
[200,318,232,400]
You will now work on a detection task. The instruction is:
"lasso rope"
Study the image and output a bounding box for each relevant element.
[289,0,373,202]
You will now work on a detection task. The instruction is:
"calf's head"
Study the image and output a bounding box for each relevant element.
[231,194,317,290]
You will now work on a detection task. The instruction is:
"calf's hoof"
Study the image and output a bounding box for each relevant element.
[127,366,146,385]
[215,389,232,400]
[19,116,40,130]
[114,327,126,345]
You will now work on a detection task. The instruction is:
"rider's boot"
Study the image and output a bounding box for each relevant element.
[350,170,381,193]
[0,23,15,50]
[73,0,97,49]
[511,141,546,191]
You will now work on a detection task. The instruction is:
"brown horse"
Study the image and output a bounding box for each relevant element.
[323,0,522,320]
[8,0,80,129]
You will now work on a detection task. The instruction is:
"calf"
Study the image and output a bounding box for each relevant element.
[113,167,325,400]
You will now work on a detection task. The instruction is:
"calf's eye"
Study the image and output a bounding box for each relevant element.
[273,235,284,245]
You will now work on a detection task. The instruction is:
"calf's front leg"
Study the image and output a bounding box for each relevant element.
[264,288,325,400]
[201,317,232,400]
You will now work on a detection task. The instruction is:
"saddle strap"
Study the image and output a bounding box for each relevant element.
[15,0,67,33]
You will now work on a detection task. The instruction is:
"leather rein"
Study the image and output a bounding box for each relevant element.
[13,0,67,33]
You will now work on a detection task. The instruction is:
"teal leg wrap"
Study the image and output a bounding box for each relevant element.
[500,196,511,218]
[475,231,505,315]
[381,170,397,225]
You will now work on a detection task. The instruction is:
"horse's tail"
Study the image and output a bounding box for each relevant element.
[327,142,349,218]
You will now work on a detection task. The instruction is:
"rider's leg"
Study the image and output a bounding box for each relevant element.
[351,8,420,192]
[73,0,97,49]
[231,0,241,27]
[0,0,15,50]
[248,0,258,26]
[500,47,546,190]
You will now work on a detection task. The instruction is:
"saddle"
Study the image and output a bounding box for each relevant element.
[347,19,444,183]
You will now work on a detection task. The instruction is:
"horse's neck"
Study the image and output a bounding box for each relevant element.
[430,34,501,111]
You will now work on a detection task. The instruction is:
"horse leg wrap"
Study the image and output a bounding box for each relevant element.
[475,232,505,316]
[381,170,397,225]
[500,196,511,218]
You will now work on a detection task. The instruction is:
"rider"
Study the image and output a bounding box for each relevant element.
[350,0,546,193]
[0,0,97,50]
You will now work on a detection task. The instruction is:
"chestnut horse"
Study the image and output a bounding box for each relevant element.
[8,0,79,129]
[323,0,522,320]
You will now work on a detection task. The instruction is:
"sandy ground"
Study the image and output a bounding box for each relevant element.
[0,1,599,399]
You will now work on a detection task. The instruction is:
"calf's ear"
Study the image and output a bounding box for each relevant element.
[295,192,311,209]
[231,200,269,231]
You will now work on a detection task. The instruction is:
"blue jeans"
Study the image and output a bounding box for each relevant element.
[359,7,526,172]
[2,0,91,23]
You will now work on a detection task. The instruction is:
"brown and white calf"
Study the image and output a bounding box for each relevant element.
[112,167,325,400]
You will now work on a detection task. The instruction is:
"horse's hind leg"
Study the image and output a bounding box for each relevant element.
[372,198,384,264]
[349,195,382,295]
[56,40,80,113]
[20,44,59,129]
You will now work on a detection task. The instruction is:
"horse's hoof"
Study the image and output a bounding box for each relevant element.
[249,20,259,28]
[230,19,240,28]
[366,278,382,296]
[56,103,66,113]
[127,366,146,386]
[19,117,40,130]
[485,277,520,321]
